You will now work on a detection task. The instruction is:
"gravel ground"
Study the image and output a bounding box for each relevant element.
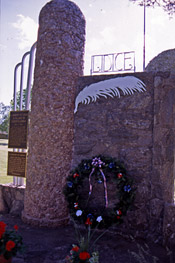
[0,213,172,263]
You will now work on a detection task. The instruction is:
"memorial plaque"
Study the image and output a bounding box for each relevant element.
[7,152,27,177]
[8,111,29,149]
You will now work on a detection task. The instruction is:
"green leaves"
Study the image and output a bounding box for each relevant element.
[64,155,136,229]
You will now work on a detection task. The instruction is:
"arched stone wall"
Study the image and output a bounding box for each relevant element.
[146,49,175,73]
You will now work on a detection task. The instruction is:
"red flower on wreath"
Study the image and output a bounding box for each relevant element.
[116,209,122,216]
[73,173,79,178]
[79,251,91,260]
[117,173,123,179]
[0,221,6,238]
[116,209,122,219]
[6,240,16,251]
[72,245,79,252]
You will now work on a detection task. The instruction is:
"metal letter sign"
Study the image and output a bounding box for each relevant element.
[91,51,135,75]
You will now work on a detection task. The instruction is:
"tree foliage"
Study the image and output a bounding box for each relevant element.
[130,0,160,7]
[162,0,175,16]
[130,0,175,15]
[0,103,11,133]
[10,89,28,110]
[0,89,31,134]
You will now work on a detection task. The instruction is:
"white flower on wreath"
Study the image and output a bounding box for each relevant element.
[76,210,82,217]
[96,216,102,222]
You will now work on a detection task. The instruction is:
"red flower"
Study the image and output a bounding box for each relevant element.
[0,221,6,239]
[85,218,92,225]
[72,245,79,252]
[73,173,79,178]
[79,251,91,260]
[14,225,18,231]
[6,240,16,251]
[116,209,122,220]
[117,173,123,179]
[116,209,122,216]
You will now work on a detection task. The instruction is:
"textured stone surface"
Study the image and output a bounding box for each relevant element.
[146,49,175,73]
[0,184,25,216]
[153,74,175,209]
[18,2,175,245]
[163,204,175,246]
[72,73,153,239]
[72,72,175,243]
[3,70,175,245]
[22,0,85,226]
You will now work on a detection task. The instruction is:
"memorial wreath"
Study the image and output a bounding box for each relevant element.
[64,155,135,228]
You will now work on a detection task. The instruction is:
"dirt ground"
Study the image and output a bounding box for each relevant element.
[0,213,173,263]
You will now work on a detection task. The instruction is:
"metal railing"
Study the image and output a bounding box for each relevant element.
[13,42,37,186]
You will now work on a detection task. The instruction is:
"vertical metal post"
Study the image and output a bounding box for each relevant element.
[143,0,146,71]
[14,63,22,111]
[13,63,21,185]
[12,43,36,186]
[90,56,94,75]
[26,42,37,110]
[17,52,30,186]
[19,52,30,111]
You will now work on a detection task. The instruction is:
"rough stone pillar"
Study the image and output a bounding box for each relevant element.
[22,0,85,227]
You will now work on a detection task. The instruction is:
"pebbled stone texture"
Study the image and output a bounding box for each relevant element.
[22,0,85,227]
[72,72,175,244]
[146,48,175,74]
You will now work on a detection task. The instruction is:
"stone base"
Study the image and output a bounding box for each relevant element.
[21,210,69,227]
[163,203,175,247]
[0,184,25,216]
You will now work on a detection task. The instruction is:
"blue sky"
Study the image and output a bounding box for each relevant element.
[0,0,175,105]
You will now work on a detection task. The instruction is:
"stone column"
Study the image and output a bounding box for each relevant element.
[22,0,85,227]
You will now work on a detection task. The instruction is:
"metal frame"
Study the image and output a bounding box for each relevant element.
[90,51,135,75]
[13,42,37,186]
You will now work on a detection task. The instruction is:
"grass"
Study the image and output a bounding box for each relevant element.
[0,139,14,184]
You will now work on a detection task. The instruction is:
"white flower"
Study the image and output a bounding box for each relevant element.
[76,210,82,217]
[96,216,102,222]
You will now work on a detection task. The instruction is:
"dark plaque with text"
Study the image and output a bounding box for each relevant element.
[8,111,29,149]
[7,152,27,177]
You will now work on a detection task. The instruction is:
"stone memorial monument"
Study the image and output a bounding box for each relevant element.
[22,0,85,226]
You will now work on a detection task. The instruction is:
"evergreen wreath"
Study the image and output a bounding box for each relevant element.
[64,155,135,228]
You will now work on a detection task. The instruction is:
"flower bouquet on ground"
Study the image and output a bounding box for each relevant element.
[0,221,24,261]
[64,218,107,263]
[65,243,99,263]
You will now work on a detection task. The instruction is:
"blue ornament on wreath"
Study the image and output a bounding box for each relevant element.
[67,181,73,188]
[124,185,131,192]
[84,163,90,170]
[98,179,103,184]
[108,162,115,169]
